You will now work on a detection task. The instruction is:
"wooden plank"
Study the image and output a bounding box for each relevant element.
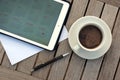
[0,48,4,65]
[98,0,120,7]
[1,54,17,70]
[64,54,86,80]
[0,42,2,51]
[66,0,89,30]
[98,6,119,80]
[101,4,118,30]
[85,0,104,16]
[80,1,104,80]
[47,40,71,80]
[114,58,120,80]
[17,54,37,74]
[0,42,4,64]
[0,66,42,80]
[32,50,55,80]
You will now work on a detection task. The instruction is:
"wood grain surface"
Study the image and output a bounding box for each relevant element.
[0,42,4,64]
[98,0,120,7]
[0,66,43,80]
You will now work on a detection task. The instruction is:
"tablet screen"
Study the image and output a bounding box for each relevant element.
[0,0,63,46]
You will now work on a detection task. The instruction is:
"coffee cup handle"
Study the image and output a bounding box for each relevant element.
[73,44,80,52]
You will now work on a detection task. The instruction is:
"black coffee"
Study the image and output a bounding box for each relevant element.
[79,25,102,49]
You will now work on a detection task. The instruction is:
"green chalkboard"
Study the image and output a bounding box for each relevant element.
[0,0,62,45]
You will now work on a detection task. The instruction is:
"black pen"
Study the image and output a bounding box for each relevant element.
[31,53,70,72]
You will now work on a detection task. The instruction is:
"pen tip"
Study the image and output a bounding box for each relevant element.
[31,69,34,72]
[63,53,70,57]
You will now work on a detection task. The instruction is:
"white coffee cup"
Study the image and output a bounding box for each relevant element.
[68,16,112,59]
[73,22,105,52]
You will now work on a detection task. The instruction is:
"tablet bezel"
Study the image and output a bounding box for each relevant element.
[0,0,69,50]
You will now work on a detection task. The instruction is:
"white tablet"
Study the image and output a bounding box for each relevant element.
[0,0,69,50]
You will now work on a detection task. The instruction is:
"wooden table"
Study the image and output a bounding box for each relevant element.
[0,0,120,80]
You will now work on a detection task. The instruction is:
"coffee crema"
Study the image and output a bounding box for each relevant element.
[79,25,102,49]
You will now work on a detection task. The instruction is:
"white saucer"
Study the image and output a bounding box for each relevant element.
[68,16,112,59]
